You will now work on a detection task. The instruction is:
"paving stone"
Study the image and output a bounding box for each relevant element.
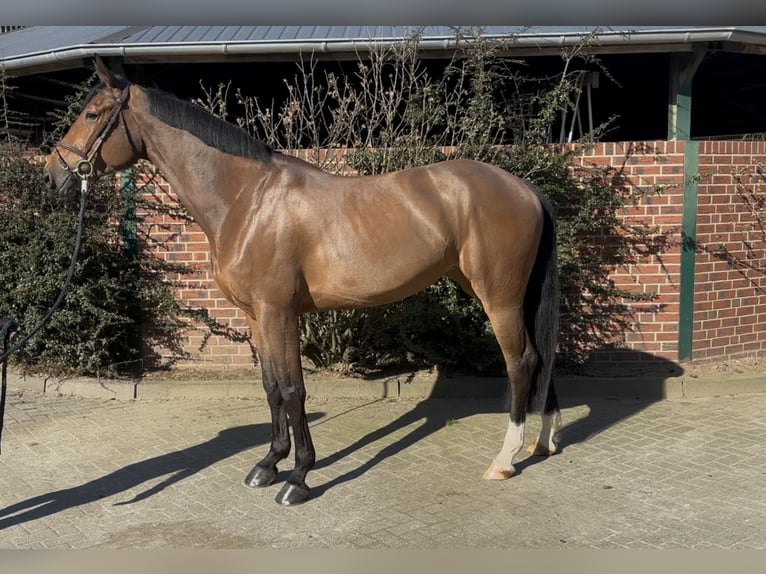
[1,388,766,548]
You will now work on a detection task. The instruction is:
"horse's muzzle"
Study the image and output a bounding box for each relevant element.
[42,162,76,203]
[43,170,56,192]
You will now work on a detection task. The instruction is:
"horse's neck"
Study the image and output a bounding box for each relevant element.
[137,115,236,249]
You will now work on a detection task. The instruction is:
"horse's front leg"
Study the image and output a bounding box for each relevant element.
[246,305,315,505]
[244,315,290,487]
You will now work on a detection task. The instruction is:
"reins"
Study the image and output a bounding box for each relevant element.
[0,86,130,453]
[0,318,20,455]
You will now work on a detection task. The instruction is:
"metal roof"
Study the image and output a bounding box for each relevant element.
[3,26,766,76]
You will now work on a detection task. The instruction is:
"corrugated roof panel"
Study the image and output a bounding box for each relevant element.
[120,27,150,42]
[0,26,130,59]
[262,26,284,41]
[127,26,181,43]
[6,25,766,77]
[230,26,252,42]
[145,26,190,43]
[199,26,222,42]
[180,27,202,42]
[311,26,334,40]
[92,25,766,47]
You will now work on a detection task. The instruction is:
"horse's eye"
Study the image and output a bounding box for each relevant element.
[85,111,99,122]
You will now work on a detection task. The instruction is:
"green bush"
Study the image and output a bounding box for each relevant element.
[0,145,136,375]
[0,143,233,376]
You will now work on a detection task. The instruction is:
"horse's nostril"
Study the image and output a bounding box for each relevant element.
[43,172,53,190]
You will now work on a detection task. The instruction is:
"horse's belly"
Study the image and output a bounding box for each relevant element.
[301,244,451,311]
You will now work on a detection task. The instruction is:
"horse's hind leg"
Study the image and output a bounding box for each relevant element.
[480,304,538,480]
[451,268,551,473]
[528,383,562,456]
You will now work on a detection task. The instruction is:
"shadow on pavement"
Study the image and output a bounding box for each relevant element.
[1,350,682,516]
[311,351,682,498]
[554,351,682,455]
[0,415,315,530]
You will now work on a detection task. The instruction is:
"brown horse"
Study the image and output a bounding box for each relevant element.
[44,56,561,506]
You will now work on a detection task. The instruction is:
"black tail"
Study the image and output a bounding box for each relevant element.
[524,186,560,414]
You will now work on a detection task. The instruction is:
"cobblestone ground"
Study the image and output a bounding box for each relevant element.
[0,389,765,548]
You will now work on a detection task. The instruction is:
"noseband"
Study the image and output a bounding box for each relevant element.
[52,84,131,186]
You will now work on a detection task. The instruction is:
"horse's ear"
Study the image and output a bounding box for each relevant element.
[93,55,126,89]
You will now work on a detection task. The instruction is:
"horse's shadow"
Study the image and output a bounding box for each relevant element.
[310,353,681,498]
[1,352,679,525]
[0,416,312,530]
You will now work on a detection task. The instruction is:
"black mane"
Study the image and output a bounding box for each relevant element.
[143,86,273,162]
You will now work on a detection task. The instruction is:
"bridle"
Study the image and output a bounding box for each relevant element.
[52,83,131,190]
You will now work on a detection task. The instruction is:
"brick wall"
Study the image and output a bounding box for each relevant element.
[566,141,686,374]
[136,174,253,371]
[694,141,766,361]
[137,141,766,373]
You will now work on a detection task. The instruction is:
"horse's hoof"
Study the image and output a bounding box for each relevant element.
[527,441,557,457]
[244,465,277,488]
[482,461,516,481]
[275,482,311,505]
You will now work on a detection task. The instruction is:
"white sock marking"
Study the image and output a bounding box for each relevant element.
[494,419,525,470]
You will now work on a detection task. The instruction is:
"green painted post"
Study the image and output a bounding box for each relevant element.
[678,141,699,362]
[670,46,705,362]
[120,168,141,373]
[121,168,138,260]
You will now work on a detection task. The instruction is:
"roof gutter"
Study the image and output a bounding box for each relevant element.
[1,28,761,75]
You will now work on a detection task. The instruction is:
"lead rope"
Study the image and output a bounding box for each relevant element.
[0,319,20,454]
[0,162,92,453]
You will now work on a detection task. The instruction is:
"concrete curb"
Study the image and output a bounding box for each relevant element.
[7,369,766,402]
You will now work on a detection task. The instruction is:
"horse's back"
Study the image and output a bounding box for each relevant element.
[421,159,543,225]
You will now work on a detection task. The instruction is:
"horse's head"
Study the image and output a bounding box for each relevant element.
[43,56,142,201]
